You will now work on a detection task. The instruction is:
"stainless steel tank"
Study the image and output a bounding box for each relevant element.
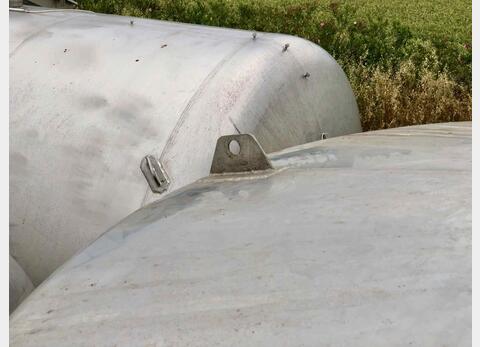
[9,7,361,287]
[9,122,471,346]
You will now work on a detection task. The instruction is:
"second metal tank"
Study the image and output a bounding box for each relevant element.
[10,122,471,346]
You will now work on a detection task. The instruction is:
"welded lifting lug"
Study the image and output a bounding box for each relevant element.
[210,134,273,174]
[140,155,170,194]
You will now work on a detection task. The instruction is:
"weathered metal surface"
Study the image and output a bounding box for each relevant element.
[9,7,361,287]
[10,123,471,346]
[9,255,34,314]
[210,134,273,174]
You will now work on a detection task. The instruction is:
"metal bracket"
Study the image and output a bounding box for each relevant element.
[210,134,273,174]
[140,155,170,194]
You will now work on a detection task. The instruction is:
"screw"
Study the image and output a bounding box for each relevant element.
[303,72,310,79]
[282,43,290,52]
[252,32,257,40]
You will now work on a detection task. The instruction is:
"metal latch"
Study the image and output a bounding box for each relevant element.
[210,134,273,174]
[140,155,170,194]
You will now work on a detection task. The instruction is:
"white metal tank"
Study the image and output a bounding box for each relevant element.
[10,122,471,346]
[9,7,361,287]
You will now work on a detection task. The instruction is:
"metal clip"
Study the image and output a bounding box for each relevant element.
[140,155,170,194]
[210,134,273,174]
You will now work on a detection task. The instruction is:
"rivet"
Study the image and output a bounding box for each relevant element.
[303,72,310,79]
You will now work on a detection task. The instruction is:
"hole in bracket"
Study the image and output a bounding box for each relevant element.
[228,139,241,155]
[210,134,273,174]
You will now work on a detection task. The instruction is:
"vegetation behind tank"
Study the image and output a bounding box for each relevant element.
[78,0,472,131]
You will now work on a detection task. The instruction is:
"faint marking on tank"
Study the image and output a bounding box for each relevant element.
[159,38,252,162]
[10,152,28,175]
[9,15,78,57]
[79,95,109,110]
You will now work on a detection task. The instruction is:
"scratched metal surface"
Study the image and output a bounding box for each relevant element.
[10,123,471,346]
[9,8,361,286]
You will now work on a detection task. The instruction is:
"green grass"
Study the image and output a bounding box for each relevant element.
[338,0,471,43]
[78,0,472,130]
